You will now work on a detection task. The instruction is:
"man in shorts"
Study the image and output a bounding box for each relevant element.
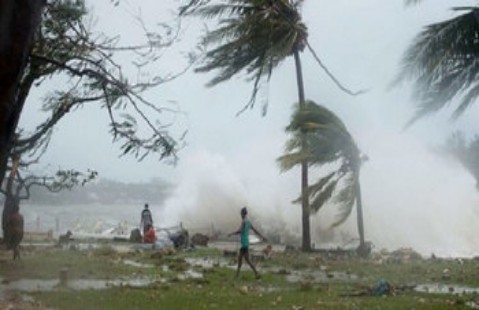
[228,207,267,279]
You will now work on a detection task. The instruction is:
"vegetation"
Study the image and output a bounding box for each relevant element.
[1,155,96,237]
[3,1,479,307]
[398,1,479,124]
[0,0,45,186]
[1,245,477,309]
[278,101,367,255]
[0,0,194,235]
[2,0,193,187]
[182,0,361,252]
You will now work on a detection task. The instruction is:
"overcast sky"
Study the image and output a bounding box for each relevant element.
[20,0,479,256]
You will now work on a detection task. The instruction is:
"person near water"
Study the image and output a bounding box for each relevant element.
[140,203,153,235]
[228,207,267,279]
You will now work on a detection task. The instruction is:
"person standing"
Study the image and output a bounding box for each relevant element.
[228,207,267,279]
[140,203,153,235]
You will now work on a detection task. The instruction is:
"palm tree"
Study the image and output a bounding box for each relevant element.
[184,0,360,251]
[398,3,479,123]
[189,0,311,250]
[278,100,368,256]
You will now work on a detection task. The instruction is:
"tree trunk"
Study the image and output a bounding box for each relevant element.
[0,0,45,186]
[293,49,311,252]
[2,156,19,238]
[355,171,368,257]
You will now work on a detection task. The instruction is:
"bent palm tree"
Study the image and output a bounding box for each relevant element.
[190,0,312,250]
[278,100,368,256]
[398,3,479,123]
[192,0,308,113]
[184,0,360,251]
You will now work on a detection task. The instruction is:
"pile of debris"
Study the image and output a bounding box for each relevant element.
[371,247,423,264]
[191,233,209,247]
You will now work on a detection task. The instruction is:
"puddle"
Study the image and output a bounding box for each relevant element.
[185,257,231,269]
[285,269,358,283]
[0,266,208,294]
[208,241,285,253]
[0,276,161,292]
[74,243,134,253]
[415,283,479,295]
[466,300,479,309]
[123,260,154,268]
[178,270,204,281]
[161,262,204,281]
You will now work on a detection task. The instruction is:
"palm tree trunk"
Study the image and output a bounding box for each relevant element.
[0,0,45,186]
[355,172,367,257]
[293,49,311,252]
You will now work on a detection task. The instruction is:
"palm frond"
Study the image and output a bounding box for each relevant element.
[277,151,308,172]
[331,173,356,227]
[193,4,251,19]
[310,179,337,213]
[279,99,363,227]
[194,0,308,110]
[397,8,479,122]
[308,172,336,198]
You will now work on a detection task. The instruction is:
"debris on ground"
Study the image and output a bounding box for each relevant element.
[168,228,189,249]
[0,291,46,309]
[129,229,142,243]
[373,279,391,296]
[223,250,236,257]
[153,237,174,250]
[58,231,73,244]
[389,248,422,262]
[357,242,373,258]
[262,244,273,258]
[371,247,422,264]
[150,248,176,259]
[191,233,209,247]
[342,280,392,297]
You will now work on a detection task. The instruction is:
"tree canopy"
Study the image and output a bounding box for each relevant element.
[11,0,192,169]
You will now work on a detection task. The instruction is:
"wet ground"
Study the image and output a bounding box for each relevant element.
[415,283,479,295]
[3,240,479,309]
[0,276,159,293]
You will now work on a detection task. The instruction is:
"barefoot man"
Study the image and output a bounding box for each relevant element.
[228,207,267,279]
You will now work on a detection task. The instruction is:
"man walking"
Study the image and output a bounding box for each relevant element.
[228,207,267,279]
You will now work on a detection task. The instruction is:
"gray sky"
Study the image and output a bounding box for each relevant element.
[20,0,479,256]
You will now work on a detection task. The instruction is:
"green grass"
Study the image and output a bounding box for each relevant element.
[5,246,479,309]
[0,246,152,280]
[32,283,469,310]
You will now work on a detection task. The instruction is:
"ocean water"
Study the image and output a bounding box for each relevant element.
[19,203,148,238]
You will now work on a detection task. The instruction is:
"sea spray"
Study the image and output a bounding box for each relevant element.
[159,133,479,257]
